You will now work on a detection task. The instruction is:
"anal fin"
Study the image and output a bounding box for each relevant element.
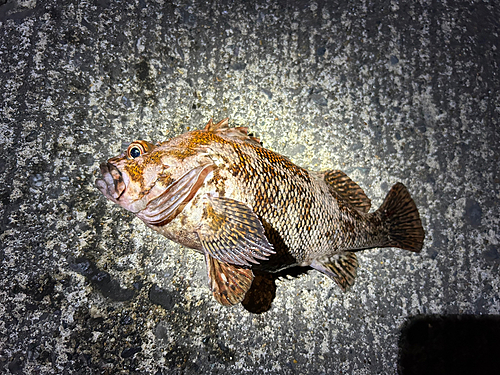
[324,170,371,213]
[206,253,254,306]
[310,252,359,292]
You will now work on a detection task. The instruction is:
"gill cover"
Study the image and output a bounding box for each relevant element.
[136,164,216,226]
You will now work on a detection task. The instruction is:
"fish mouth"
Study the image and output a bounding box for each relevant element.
[95,162,126,202]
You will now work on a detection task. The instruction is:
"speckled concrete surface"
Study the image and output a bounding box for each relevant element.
[1,0,499,373]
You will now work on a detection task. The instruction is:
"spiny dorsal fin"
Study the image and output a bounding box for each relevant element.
[206,254,254,306]
[204,118,229,131]
[197,196,275,267]
[310,252,359,292]
[324,170,371,213]
[203,118,262,146]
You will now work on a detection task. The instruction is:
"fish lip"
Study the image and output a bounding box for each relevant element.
[95,162,126,201]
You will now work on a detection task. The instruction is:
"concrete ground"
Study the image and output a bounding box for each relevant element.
[1,0,499,373]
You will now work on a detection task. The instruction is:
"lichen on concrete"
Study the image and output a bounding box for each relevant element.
[1,0,499,373]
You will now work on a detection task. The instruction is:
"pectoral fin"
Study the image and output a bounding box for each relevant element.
[310,252,359,292]
[206,253,254,306]
[197,197,275,266]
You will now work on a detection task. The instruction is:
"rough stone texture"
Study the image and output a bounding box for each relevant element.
[1,0,499,374]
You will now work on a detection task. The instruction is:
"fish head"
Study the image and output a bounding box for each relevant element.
[96,135,215,225]
[96,140,164,213]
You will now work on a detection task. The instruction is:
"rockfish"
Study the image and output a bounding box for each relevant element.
[96,119,424,306]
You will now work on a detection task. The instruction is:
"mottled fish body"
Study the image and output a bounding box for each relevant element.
[96,119,424,306]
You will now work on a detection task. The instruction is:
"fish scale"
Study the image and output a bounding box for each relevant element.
[96,118,424,307]
[229,145,334,265]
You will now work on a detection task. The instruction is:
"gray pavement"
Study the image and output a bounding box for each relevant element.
[1,0,499,373]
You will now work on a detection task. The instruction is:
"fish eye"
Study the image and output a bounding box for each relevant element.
[129,146,142,158]
[127,142,146,159]
[126,140,156,160]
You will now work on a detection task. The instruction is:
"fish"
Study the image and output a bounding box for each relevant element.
[96,118,425,306]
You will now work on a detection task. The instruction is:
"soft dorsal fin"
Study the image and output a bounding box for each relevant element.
[197,196,275,267]
[323,170,371,213]
[205,253,254,306]
[203,118,262,146]
[310,252,359,292]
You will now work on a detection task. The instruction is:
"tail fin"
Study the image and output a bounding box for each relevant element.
[377,183,425,252]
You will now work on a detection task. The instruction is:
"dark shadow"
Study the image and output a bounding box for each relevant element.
[69,253,309,313]
[69,256,137,301]
[241,266,312,314]
[241,270,276,314]
[399,315,500,375]
[241,220,313,314]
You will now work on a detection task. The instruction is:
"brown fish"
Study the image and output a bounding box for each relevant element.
[96,119,424,306]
